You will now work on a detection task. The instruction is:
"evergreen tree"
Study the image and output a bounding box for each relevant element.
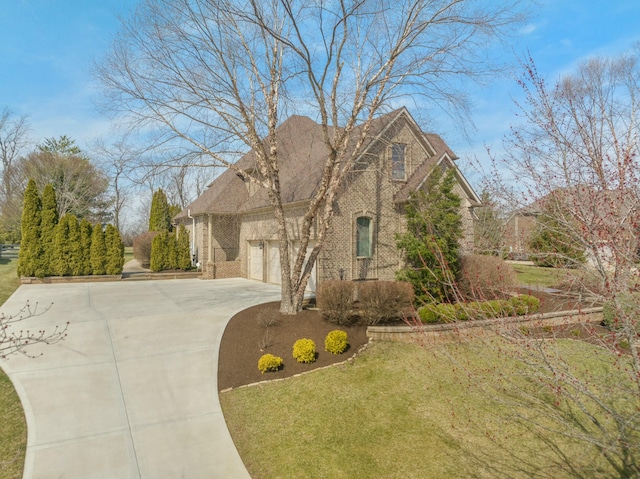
[78,219,93,275]
[67,215,82,275]
[529,199,586,268]
[396,167,463,303]
[90,225,107,275]
[53,215,72,276]
[105,224,125,275]
[166,232,178,270]
[17,179,43,277]
[148,189,172,232]
[177,225,191,270]
[150,232,166,271]
[40,183,59,276]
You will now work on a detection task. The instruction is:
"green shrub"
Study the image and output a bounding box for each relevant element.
[317,280,355,325]
[508,294,540,315]
[454,303,470,321]
[325,330,348,355]
[457,254,517,299]
[418,303,457,323]
[90,225,107,275]
[258,354,283,374]
[602,293,640,331]
[177,225,192,270]
[105,224,125,275]
[357,281,414,325]
[150,232,167,272]
[418,304,439,323]
[292,338,316,363]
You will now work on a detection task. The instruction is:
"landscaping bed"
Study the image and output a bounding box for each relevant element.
[217,288,600,391]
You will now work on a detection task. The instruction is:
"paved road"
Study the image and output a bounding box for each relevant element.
[0,278,282,479]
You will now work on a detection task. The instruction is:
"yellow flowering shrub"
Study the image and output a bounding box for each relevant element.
[292,338,316,363]
[258,353,283,374]
[325,330,348,355]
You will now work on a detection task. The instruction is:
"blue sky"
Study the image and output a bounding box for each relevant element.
[2,0,640,171]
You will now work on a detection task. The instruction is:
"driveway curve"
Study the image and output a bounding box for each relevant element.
[0,278,282,479]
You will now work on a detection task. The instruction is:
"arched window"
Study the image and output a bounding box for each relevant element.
[356,216,372,257]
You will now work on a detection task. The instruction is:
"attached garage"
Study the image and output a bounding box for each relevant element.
[247,239,317,292]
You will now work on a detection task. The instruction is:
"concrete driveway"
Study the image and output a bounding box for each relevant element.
[0,278,282,479]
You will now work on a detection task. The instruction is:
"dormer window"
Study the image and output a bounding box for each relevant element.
[391,143,406,180]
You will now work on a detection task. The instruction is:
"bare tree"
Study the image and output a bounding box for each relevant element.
[482,51,640,475]
[97,0,526,313]
[1,302,67,359]
[0,109,30,242]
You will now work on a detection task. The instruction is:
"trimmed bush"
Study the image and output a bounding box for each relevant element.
[457,254,517,300]
[150,232,168,272]
[602,293,640,330]
[508,295,540,315]
[418,304,439,323]
[78,219,93,275]
[317,280,355,325]
[325,330,348,355]
[18,179,43,277]
[418,303,456,323]
[292,338,316,364]
[258,354,283,374]
[133,231,157,268]
[357,281,414,325]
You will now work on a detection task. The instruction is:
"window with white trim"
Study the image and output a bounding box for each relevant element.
[356,216,372,257]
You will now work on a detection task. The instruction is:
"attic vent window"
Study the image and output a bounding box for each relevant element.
[391,143,406,180]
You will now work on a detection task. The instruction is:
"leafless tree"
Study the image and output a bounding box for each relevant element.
[1,302,67,359]
[96,0,527,313]
[480,51,640,475]
[0,109,30,241]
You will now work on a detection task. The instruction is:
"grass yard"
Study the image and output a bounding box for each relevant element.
[0,251,26,479]
[221,339,629,478]
[511,262,573,287]
[123,245,134,265]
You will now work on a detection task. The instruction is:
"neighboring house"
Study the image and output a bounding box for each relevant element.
[504,187,640,266]
[504,204,541,259]
[174,108,481,291]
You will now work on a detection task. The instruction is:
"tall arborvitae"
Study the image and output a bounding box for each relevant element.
[78,219,93,275]
[177,225,191,270]
[53,215,72,276]
[105,224,125,275]
[18,179,43,277]
[166,233,178,270]
[90,225,107,275]
[150,232,166,272]
[148,189,172,232]
[40,183,59,276]
[67,215,82,275]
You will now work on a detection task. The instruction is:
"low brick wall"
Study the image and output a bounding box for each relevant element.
[367,307,603,343]
[21,275,123,284]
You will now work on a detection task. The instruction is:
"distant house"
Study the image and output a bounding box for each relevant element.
[504,187,640,266]
[174,108,481,291]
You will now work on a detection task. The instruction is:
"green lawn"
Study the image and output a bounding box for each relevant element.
[221,339,629,478]
[511,263,573,287]
[124,246,134,265]
[0,251,26,479]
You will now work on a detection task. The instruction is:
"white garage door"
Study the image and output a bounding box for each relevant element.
[268,241,282,285]
[248,242,263,281]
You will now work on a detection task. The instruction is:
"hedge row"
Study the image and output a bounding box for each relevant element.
[417,295,540,324]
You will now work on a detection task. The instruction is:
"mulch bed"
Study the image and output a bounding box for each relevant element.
[217,302,368,391]
[217,289,605,391]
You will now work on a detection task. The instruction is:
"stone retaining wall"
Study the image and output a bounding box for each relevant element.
[367,307,603,343]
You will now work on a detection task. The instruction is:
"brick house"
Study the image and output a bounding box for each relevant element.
[174,108,481,291]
